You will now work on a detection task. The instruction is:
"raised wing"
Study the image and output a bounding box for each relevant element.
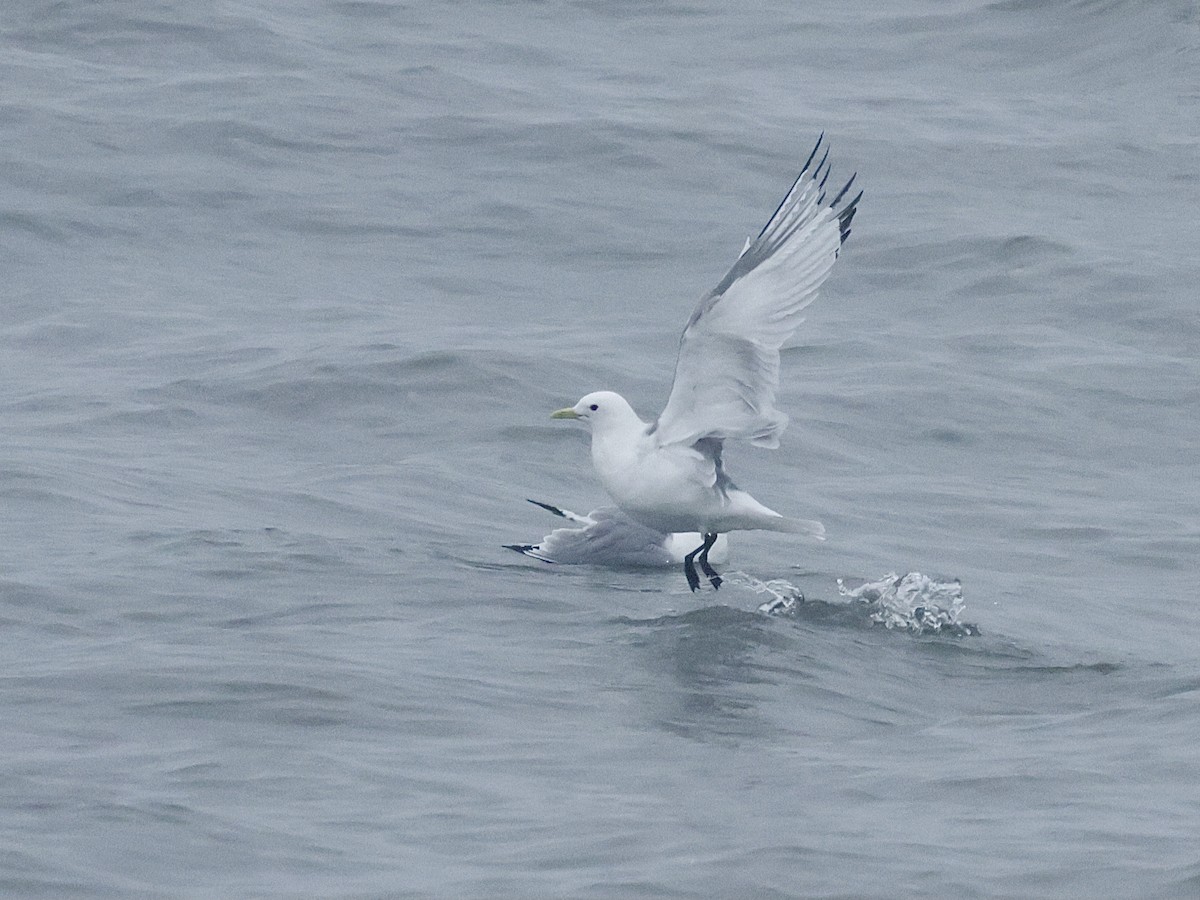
[652,135,861,449]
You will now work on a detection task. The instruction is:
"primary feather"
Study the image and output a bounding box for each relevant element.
[652,134,861,450]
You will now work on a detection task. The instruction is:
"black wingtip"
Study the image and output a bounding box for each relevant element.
[836,189,863,244]
[800,133,824,175]
[526,499,567,517]
[503,543,536,554]
[756,134,834,243]
[830,172,857,208]
[817,148,832,190]
[750,135,862,255]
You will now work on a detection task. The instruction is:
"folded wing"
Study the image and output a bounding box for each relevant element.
[652,135,861,449]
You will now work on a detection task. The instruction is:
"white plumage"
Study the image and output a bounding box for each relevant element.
[504,499,729,568]
[550,135,861,591]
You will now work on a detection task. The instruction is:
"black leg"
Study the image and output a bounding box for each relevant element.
[683,540,704,592]
[696,532,722,590]
[683,533,721,592]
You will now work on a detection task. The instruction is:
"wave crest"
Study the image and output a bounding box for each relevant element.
[737,571,979,637]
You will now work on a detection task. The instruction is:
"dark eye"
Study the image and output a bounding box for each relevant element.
[589,404,599,411]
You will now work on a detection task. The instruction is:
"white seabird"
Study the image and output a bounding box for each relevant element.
[505,499,729,568]
[550,135,860,591]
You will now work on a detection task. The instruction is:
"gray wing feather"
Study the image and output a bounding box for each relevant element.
[653,135,861,450]
[507,506,678,566]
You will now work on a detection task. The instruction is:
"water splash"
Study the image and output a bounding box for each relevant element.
[723,571,807,612]
[731,571,979,637]
[838,572,978,636]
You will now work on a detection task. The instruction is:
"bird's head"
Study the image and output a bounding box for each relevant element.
[551,391,641,431]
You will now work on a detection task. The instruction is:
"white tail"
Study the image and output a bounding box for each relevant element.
[765,516,826,540]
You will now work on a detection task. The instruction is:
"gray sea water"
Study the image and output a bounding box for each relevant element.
[3,1,1200,897]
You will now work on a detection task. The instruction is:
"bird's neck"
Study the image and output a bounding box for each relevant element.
[589,415,650,486]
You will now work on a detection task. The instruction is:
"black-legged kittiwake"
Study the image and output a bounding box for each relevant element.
[550,135,860,591]
[505,499,729,568]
